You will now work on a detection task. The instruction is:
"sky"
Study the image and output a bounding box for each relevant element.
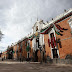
[0,0,72,52]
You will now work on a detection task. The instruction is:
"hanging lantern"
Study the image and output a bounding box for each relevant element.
[48,39,50,47]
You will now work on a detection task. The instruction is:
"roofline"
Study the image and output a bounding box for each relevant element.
[42,8,72,29]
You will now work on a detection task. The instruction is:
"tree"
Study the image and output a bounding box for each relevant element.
[0,30,4,41]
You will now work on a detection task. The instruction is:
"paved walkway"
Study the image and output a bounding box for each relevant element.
[0,61,72,72]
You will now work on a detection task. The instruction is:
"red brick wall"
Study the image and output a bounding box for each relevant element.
[13,45,17,59]
[22,40,27,58]
[56,17,72,59]
[17,42,21,58]
[36,34,52,61]
[44,34,51,58]
[43,16,72,59]
[37,50,41,62]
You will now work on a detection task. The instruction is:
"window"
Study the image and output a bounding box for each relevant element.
[52,49,58,58]
[50,33,54,39]
[50,33,54,48]
[36,26,38,31]
[50,33,56,48]
[68,18,72,34]
[36,38,39,48]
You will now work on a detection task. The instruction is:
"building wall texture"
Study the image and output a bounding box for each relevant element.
[13,44,17,59]
[56,16,72,59]
[1,9,72,62]
[43,16,72,59]
[22,40,27,59]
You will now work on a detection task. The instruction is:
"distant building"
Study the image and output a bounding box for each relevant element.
[1,51,7,59]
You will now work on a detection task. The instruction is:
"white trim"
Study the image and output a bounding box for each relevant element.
[42,9,72,29]
[49,28,54,59]
[56,15,72,24]
[53,28,60,58]
[68,16,72,31]
[43,34,44,45]
[49,28,60,59]
[56,48,60,58]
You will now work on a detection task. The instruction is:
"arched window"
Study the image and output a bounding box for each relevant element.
[36,26,38,31]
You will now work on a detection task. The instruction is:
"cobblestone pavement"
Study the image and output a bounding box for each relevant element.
[0,61,72,72]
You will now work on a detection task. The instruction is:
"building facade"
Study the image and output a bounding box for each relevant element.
[1,8,72,62]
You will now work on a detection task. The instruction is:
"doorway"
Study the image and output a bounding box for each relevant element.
[52,49,58,58]
[36,38,39,48]
[34,50,38,62]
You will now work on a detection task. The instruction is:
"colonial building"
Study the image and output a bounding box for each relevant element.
[43,9,72,59]
[12,37,32,61]
[28,8,72,61]
[1,8,72,62]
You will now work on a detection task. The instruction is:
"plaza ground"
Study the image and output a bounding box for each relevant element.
[0,61,72,72]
